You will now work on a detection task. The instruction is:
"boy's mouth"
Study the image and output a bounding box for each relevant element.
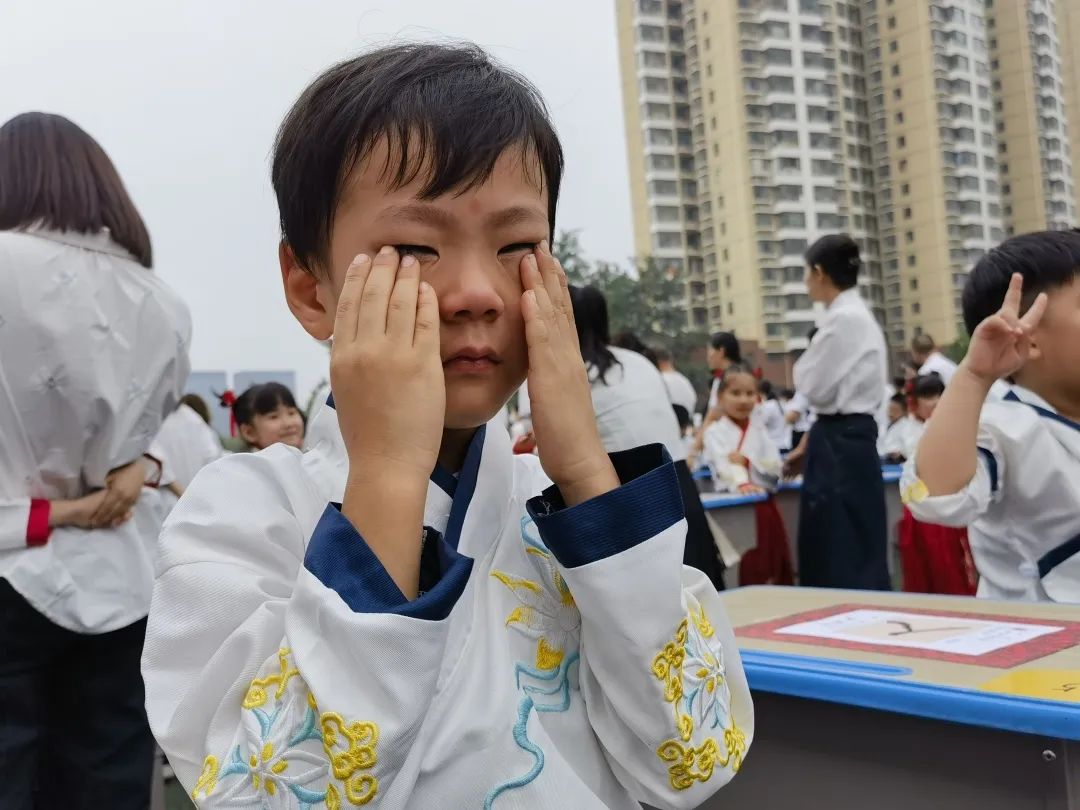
[443,346,501,374]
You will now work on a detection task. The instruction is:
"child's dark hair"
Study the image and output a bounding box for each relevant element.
[805,233,861,290]
[758,379,777,400]
[962,229,1080,335]
[709,331,742,363]
[716,362,757,392]
[232,383,299,427]
[180,393,212,425]
[570,285,620,384]
[889,393,907,409]
[612,331,659,367]
[912,373,945,401]
[272,42,564,273]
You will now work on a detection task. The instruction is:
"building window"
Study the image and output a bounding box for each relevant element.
[910,278,918,290]
[893,88,902,100]
[907,255,917,267]
[899,159,907,172]
[905,231,914,244]
[891,64,900,77]
[727,302,734,315]
[903,207,912,220]
[901,183,910,195]
[889,40,898,53]
[897,135,906,148]
[887,16,896,29]
[912,302,921,314]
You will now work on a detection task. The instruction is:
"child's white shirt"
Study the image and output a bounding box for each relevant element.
[902,386,1080,603]
[702,414,781,493]
[880,415,924,461]
[142,402,754,809]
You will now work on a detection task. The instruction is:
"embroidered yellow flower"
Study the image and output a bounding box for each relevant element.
[651,602,745,791]
[321,713,379,805]
[242,647,300,709]
[492,545,580,671]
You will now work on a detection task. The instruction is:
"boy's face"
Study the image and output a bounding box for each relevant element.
[293,143,547,430]
[913,395,939,422]
[1028,279,1080,405]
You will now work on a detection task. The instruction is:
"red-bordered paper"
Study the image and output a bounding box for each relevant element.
[737,603,1080,668]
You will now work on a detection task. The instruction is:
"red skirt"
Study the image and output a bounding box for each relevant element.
[740,498,795,587]
[898,507,978,595]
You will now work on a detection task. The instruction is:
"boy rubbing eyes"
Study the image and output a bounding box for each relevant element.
[142,43,752,809]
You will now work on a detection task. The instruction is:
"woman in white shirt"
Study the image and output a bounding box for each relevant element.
[0,113,191,809]
[787,234,890,590]
[570,285,726,589]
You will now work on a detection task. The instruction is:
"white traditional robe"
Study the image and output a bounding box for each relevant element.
[142,401,754,809]
[701,415,781,493]
[903,386,1080,603]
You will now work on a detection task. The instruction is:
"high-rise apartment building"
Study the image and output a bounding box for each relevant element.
[616,0,708,330]
[1057,0,1080,210]
[616,0,1077,369]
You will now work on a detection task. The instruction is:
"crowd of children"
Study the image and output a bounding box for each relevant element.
[2,36,1078,810]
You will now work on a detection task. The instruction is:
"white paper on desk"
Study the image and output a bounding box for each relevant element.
[775,609,1064,656]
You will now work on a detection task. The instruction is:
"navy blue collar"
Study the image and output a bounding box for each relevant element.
[1004,390,1080,433]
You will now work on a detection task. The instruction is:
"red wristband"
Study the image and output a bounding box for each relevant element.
[27,499,51,547]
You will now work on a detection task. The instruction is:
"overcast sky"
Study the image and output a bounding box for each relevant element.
[1,0,633,399]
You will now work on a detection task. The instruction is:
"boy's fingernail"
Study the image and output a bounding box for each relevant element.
[401,255,417,268]
[353,253,370,265]
[526,254,538,269]
[379,245,395,255]
[540,239,550,252]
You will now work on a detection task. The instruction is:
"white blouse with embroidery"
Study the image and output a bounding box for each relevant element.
[143,404,754,809]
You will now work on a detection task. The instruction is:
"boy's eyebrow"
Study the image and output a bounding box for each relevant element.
[376,203,457,229]
[484,205,548,230]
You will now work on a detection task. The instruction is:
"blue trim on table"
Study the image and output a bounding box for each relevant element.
[1038,532,1080,578]
[303,504,472,621]
[976,446,999,494]
[1004,390,1080,432]
[699,465,901,509]
[740,646,1080,740]
[528,444,684,569]
[443,426,486,551]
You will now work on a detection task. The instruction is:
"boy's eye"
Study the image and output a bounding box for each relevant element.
[499,242,539,256]
[394,244,438,259]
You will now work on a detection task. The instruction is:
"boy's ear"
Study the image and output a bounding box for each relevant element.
[280,241,335,341]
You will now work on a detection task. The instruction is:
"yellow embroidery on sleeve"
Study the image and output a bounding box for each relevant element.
[651,604,746,791]
[901,478,929,505]
[321,712,379,805]
[191,755,219,800]
[242,647,300,709]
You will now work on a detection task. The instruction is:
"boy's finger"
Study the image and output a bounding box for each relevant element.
[357,246,399,339]
[334,254,372,343]
[535,242,564,321]
[414,281,440,348]
[520,252,544,292]
[522,289,554,352]
[386,255,420,339]
[1019,291,1049,330]
[1001,272,1024,317]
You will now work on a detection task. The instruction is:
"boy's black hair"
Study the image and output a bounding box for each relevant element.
[272,42,564,273]
[709,331,742,363]
[912,373,945,401]
[612,331,659,367]
[758,378,777,399]
[962,229,1080,335]
[805,233,861,290]
[233,382,299,427]
[889,393,907,408]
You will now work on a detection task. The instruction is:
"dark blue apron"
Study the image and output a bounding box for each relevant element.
[798,413,891,589]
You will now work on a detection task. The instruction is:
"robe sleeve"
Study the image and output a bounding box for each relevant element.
[0,497,50,550]
[528,445,753,809]
[901,423,1004,527]
[746,428,782,490]
[143,448,471,807]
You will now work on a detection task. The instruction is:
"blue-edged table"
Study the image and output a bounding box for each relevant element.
[699,466,905,588]
[693,586,1080,810]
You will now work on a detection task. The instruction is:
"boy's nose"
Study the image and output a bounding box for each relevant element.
[437,258,505,322]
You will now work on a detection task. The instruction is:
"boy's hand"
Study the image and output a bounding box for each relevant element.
[961,272,1048,384]
[332,248,444,486]
[520,242,618,507]
[728,451,749,467]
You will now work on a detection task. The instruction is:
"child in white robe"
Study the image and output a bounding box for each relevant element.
[702,366,791,585]
[154,395,224,512]
[142,43,753,810]
[904,230,1080,603]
